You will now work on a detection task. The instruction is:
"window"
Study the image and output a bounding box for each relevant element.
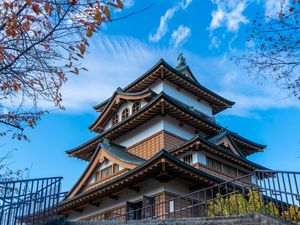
[183,154,193,165]
[95,170,102,181]
[238,170,251,183]
[95,164,120,182]
[121,108,130,121]
[100,166,113,179]
[112,114,119,126]
[169,200,174,213]
[206,157,222,172]
[113,164,119,173]
[224,165,237,177]
[132,101,140,114]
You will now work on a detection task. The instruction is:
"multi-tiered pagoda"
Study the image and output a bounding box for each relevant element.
[58,57,267,221]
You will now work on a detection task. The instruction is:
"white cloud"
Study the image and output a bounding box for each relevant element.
[226,2,249,32]
[210,0,249,33]
[32,34,300,118]
[264,0,282,17]
[171,25,191,48]
[123,0,134,8]
[190,53,300,118]
[149,0,192,42]
[210,7,225,30]
[54,35,178,112]
[209,36,221,49]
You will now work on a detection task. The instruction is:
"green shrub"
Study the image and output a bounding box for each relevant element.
[207,190,299,224]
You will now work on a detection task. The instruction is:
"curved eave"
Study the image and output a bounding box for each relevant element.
[67,92,265,160]
[230,131,267,151]
[89,89,155,131]
[170,135,268,170]
[93,59,234,114]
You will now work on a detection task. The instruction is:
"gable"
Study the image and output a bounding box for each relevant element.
[207,131,244,157]
[90,89,154,132]
[89,88,155,132]
[215,136,241,156]
[66,140,145,199]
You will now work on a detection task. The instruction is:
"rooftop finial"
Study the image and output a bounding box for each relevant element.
[176,53,187,69]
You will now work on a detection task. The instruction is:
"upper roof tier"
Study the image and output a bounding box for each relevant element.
[93,59,234,115]
[67,92,265,161]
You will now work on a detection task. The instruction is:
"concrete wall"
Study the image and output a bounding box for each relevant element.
[65,213,287,225]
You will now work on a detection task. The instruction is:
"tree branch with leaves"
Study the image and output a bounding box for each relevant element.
[235,0,300,99]
[0,0,123,140]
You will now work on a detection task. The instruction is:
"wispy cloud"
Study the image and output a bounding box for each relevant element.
[56,35,177,112]
[190,53,300,118]
[149,0,192,42]
[209,36,221,49]
[210,0,249,33]
[171,25,191,48]
[264,0,282,17]
[38,34,300,117]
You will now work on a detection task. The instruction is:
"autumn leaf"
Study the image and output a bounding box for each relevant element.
[32,4,41,15]
[86,28,93,37]
[116,0,123,9]
[73,68,79,75]
[94,11,101,22]
[103,6,111,21]
[6,28,16,37]
[77,44,85,54]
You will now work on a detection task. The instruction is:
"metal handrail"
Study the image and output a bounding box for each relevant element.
[106,170,300,224]
[0,177,65,225]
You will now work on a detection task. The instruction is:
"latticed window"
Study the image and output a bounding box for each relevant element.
[112,114,119,126]
[132,101,140,114]
[95,164,119,182]
[183,154,193,165]
[113,164,119,173]
[224,165,237,177]
[121,108,129,121]
[206,157,222,172]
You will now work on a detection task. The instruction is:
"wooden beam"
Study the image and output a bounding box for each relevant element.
[128,186,140,193]
[160,68,164,79]
[74,208,84,213]
[160,100,165,116]
[90,202,101,207]
[109,195,119,200]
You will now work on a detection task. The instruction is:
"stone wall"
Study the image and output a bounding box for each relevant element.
[42,213,290,225]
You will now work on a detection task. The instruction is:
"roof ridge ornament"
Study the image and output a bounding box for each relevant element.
[175,53,187,70]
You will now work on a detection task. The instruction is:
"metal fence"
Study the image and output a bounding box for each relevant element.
[0,177,66,225]
[108,170,300,224]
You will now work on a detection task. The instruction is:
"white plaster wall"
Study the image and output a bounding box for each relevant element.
[196,151,207,165]
[114,117,164,147]
[114,115,200,148]
[177,151,206,165]
[67,178,192,221]
[150,80,212,116]
[163,115,198,140]
[105,100,147,130]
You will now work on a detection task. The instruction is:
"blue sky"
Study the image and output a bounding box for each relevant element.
[3,0,300,191]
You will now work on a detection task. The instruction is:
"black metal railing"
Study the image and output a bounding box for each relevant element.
[108,170,300,224]
[0,177,67,225]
